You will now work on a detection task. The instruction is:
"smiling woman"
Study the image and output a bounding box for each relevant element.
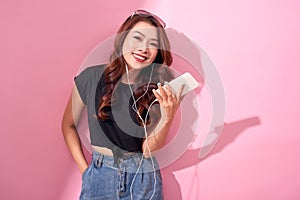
[62,9,184,200]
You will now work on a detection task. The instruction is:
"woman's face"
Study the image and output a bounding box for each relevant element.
[122,21,159,70]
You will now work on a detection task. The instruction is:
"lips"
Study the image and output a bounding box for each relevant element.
[132,53,148,63]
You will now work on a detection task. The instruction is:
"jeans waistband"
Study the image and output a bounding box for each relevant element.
[91,151,160,173]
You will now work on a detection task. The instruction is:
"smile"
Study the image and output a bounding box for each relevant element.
[132,53,148,62]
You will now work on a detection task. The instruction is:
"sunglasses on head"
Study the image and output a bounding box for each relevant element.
[130,9,166,28]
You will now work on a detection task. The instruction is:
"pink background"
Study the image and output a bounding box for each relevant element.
[1,0,300,199]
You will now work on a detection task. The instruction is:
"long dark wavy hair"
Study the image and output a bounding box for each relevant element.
[98,13,174,126]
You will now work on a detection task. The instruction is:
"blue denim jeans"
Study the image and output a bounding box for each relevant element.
[79,151,163,200]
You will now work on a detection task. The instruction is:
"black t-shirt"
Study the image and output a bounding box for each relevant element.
[74,64,151,160]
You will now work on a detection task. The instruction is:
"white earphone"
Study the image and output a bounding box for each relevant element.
[124,63,158,200]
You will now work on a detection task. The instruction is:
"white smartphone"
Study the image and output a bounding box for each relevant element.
[156,72,200,97]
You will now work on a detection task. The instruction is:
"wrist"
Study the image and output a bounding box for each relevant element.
[79,163,88,174]
[160,117,173,126]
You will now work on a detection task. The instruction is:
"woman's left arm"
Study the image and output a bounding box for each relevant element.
[142,83,184,155]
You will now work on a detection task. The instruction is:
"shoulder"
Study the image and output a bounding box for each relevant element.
[74,64,107,87]
[75,64,107,82]
[78,64,107,76]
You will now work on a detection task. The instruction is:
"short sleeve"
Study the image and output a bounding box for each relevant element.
[74,68,92,105]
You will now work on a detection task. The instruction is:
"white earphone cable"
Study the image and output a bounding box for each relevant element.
[124,64,158,200]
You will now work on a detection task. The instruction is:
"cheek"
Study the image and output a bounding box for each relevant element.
[122,40,138,54]
[150,49,158,60]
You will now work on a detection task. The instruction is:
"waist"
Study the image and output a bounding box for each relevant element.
[91,151,160,173]
[92,145,114,156]
[92,145,141,157]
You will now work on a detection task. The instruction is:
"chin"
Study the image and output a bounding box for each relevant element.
[127,60,153,70]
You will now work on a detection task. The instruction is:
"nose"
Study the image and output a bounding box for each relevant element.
[137,42,149,54]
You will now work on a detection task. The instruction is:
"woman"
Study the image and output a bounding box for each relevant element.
[62,10,184,200]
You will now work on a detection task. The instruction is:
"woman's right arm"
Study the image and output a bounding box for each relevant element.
[61,85,88,174]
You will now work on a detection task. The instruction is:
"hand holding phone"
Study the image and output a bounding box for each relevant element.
[156,72,200,97]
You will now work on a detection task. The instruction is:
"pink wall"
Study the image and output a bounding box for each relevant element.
[1,0,300,199]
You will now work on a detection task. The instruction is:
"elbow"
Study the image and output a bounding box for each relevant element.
[61,117,76,137]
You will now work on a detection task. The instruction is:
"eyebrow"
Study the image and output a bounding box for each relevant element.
[133,31,159,42]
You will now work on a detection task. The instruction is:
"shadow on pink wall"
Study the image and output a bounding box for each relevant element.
[154,30,261,199]
[162,117,261,200]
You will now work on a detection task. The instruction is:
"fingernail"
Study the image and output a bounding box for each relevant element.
[164,81,168,85]
[157,82,161,87]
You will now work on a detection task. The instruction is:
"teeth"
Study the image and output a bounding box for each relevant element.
[133,53,147,60]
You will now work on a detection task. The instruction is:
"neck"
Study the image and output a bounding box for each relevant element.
[121,68,141,84]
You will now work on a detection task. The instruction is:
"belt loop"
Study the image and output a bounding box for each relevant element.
[133,153,142,166]
[96,153,103,167]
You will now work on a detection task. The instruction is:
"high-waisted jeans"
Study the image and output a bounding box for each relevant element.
[79,151,163,200]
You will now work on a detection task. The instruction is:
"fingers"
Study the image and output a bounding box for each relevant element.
[158,82,167,100]
[176,84,185,102]
[152,88,162,102]
[152,82,179,105]
[164,83,176,104]
[152,82,163,103]
[152,82,180,122]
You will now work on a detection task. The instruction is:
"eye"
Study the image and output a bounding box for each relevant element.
[150,43,158,47]
[133,36,142,41]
